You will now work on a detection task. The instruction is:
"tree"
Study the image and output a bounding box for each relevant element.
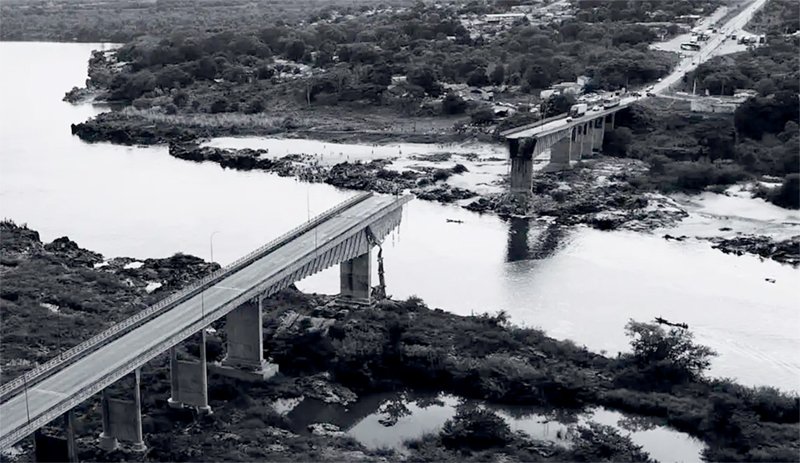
[194,57,218,80]
[407,66,441,96]
[285,40,306,61]
[466,69,489,87]
[210,98,228,114]
[490,65,505,86]
[470,107,495,125]
[244,97,266,114]
[540,93,575,118]
[767,174,800,209]
[441,93,467,115]
[604,127,633,157]
[624,320,717,380]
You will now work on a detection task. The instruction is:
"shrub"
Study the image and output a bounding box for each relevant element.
[441,93,467,115]
[624,320,717,381]
[766,174,799,209]
[440,407,513,450]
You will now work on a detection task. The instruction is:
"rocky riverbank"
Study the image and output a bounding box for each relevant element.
[709,234,800,267]
[1,221,798,462]
[165,141,692,231]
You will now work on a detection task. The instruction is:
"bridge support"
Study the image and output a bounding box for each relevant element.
[98,369,146,453]
[549,136,572,170]
[33,411,77,462]
[168,333,211,414]
[509,138,535,194]
[579,123,593,158]
[340,251,371,304]
[213,298,278,381]
[591,118,605,153]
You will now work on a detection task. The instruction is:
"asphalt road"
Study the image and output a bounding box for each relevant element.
[650,0,770,96]
[0,194,404,448]
[504,0,768,140]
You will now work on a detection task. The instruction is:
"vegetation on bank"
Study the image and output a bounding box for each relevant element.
[604,96,799,208]
[0,221,798,461]
[53,0,705,121]
[603,33,799,211]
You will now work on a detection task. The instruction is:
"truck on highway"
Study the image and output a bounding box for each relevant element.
[681,42,702,51]
[569,103,588,117]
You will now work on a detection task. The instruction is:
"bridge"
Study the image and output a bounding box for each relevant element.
[0,192,411,459]
[499,97,637,194]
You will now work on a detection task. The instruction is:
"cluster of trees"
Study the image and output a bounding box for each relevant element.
[685,37,799,96]
[0,0,413,42]
[574,0,719,23]
[747,0,800,35]
[74,0,687,113]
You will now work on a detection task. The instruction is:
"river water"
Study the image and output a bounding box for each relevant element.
[1,42,798,392]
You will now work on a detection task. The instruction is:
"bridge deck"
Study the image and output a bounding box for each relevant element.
[0,193,410,449]
[504,97,636,140]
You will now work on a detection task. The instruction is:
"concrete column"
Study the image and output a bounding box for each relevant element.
[340,251,371,303]
[580,123,593,158]
[548,136,572,170]
[213,298,279,381]
[99,369,146,452]
[592,118,605,153]
[32,411,78,462]
[509,137,535,194]
[168,334,212,414]
[568,127,581,162]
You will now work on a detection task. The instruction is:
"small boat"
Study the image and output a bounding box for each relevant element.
[655,317,689,329]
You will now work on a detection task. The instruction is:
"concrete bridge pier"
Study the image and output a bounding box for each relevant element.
[33,411,77,462]
[569,126,583,162]
[508,138,536,194]
[214,298,279,381]
[98,369,146,453]
[549,135,572,170]
[340,250,371,304]
[591,118,605,153]
[168,333,211,414]
[579,123,594,158]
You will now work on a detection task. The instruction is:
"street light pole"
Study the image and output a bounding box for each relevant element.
[202,231,221,323]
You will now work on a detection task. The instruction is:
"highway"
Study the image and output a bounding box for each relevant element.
[503,0,768,140]
[0,193,408,449]
[650,0,770,96]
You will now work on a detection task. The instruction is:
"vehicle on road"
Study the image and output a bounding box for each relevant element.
[602,97,620,109]
[680,43,702,51]
[569,103,588,117]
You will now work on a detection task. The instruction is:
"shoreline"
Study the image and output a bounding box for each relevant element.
[1,221,798,462]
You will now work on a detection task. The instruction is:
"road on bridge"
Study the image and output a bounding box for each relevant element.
[0,194,407,449]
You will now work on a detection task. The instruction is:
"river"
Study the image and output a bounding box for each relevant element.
[1,42,798,392]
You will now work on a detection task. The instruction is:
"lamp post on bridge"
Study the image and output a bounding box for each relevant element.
[201,231,221,324]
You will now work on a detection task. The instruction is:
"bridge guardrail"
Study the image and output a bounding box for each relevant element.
[0,192,373,404]
[0,193,413,450]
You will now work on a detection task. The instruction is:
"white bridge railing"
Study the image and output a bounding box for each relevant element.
[0,192,373,403]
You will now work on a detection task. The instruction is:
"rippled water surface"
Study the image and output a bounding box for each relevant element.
[1,42,798,391]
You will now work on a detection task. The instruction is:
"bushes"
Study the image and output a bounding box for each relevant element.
[639,160,748,193]
[441,93,467,115]
[440,407,513,450]
[624,320,717,381]
[763,174,800,209]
